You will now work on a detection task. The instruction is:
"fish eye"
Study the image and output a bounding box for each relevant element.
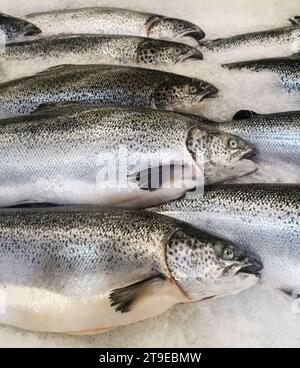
[189,86,198,94]
[174,48,181,55]
[177,23,185,30]
[223,247,235,260]
[228,139,238,149]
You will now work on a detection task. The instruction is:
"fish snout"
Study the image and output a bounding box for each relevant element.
[183,48,203,61]
[242,147,258,160]
[231,145,257,162]
[184,30,206,42]
[240,257,263,277]
[203,84,219,98]
[24,23,42,37]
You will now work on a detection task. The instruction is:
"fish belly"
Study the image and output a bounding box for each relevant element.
[0,280,184,333]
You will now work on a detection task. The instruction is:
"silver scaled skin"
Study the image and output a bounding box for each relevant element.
[154,184,300,292]
[0,64,218,118]
[224,54,300,93]
[0,35,203,81]
[25,7,205,42]
[200,17,300,63]
[0,12,41,42]
[0,105,255,208]
[0,207,261,334]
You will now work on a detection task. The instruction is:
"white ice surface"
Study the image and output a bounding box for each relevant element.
[0,0,300,347]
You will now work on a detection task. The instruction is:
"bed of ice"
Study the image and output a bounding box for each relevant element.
[0,0,299,348]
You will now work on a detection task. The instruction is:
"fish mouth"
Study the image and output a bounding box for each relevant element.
[24,25,42,37]
[231,148,256,162]
[224,258,263,277]
[180,49,203,62]
[205,85,219,98]
[191,85,218,105]
[181,30,206,42]
[201,85,219,99]
[242,149,257,160]
[238,259,263,277]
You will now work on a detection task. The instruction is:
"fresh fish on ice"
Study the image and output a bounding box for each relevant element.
[0,104,256,207]
[0,64,218,118]
[25,7,205,42]
[0,206,261,334]
[0,34,203,81]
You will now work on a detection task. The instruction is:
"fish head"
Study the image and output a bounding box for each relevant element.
[146,16,205,42]
[23,22,42,37]
[0,13,41,41]
[166,226,262,301]
[186,125,257,183]
[135,39,203,65]
[153,76,218,110]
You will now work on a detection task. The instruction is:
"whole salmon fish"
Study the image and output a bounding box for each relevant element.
[25,7,205,42]
[0,64,218,118]
[0,35,203,81]
[0,207,261,334]
[0,105,256,208]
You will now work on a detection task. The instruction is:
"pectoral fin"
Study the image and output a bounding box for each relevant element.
[128,164,185,191]
[109,274,166,313]
[279,288,300,298]
[289,16,300,25]
[232,110,258,120]
[31,101,88,115]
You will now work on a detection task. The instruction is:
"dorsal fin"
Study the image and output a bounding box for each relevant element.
[35,64,75,76]
[233,110,258,120]
[289,18,298,26]
[31,101,88,115]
